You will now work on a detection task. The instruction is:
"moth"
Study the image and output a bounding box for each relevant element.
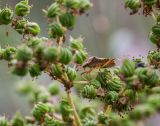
[81,56,116,74]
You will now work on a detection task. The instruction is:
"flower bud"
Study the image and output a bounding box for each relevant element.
[29,64,41,77]
[59,13,75,28]
[25,22,41,36]
[34,43,46,58]
[15,0,31,17]
[66,67,77,81]
[107,78,122,92]
[80,107,95,119]
[69,37,84,50]
[81,85,97,99]
[125,0,141,10]
[44,47,58,62]
[120,59,135,77]
[105,91,118,104]
[16,46,32,61]
[144,0,157,5]
[12,66,28,77]
[98,112,109,125]
[74,50,88,64]
[150,33,159,45]
[44,115,64,126]
[130,104,155,120]
[51,64,63,77]
[90,79,101,89]
[0,116,8,126]
[152,24,160,36]
[0,7,13,25]
[2,47,16,61]
[48,83,60,95]
[13,18,28,34]
[48,23,65,38]
[60,99,73,116]
[27,37,42,48]
[32,102,49,121]
[59,48,72,65]
[64,0,79,9]
[78,0,93,13]
[38,91,50,102]
[11,113,26,126]
[147,94,160,109]
[45,3,61,18]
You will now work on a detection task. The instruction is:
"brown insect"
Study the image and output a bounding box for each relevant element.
[81,56,116,74]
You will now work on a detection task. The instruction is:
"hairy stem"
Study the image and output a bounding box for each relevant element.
[66,90,82,126]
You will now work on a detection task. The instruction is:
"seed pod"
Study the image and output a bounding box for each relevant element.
[34,43,46,58]
[12,66,28,77]
[48,83,60,95]
[44,116,64,126]
[59,13,75,28]
[59,48,72,65]
[38,91,50,102]
[44,47,58,62]
[16,82,34,95]
[56,0,65,4]
[129,104,155,120]
[51,64,63,77]
[25,22,41,36]
[0,117,8,126]
[121,59,135,77]
[15,0,31,17]
[80,107,96,120]
[0,7,13,25]
[105,91,118,104]
[32,102,49,121]
[66,67,77,81]
[78,0,93,13]
[48,23,65,38]
[45,3,61,18]
[11,113,26,126]
[150,33,158,44]
[16,46,32,61]
[136,67,159,87]
[125,0,141,10]
[147,94,160,109]
[27,37,42,48]
[81,85,97,99]
[82,118,96,126]
[98,112,109,125]
[13,18,28,34]
[74,50,88,64]
[124,89,136,101]
[2,47,16,61]
[107,78,122,92]
[64,0,79,9]
[29,64,41,77]
[60,99,73,116]
[152,24,160,35]
[69,37,84,50]
[144,0,157,5]
[89,79,101,89]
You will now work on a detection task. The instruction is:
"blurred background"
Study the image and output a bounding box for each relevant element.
[0,0,158,125]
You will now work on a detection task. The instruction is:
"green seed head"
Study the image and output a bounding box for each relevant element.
[44,47,58,62]
[0,7,13,25]
[59,48,73,65]
[16,46,32,61]
[15,0,31,17]
[25,22,41,36]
